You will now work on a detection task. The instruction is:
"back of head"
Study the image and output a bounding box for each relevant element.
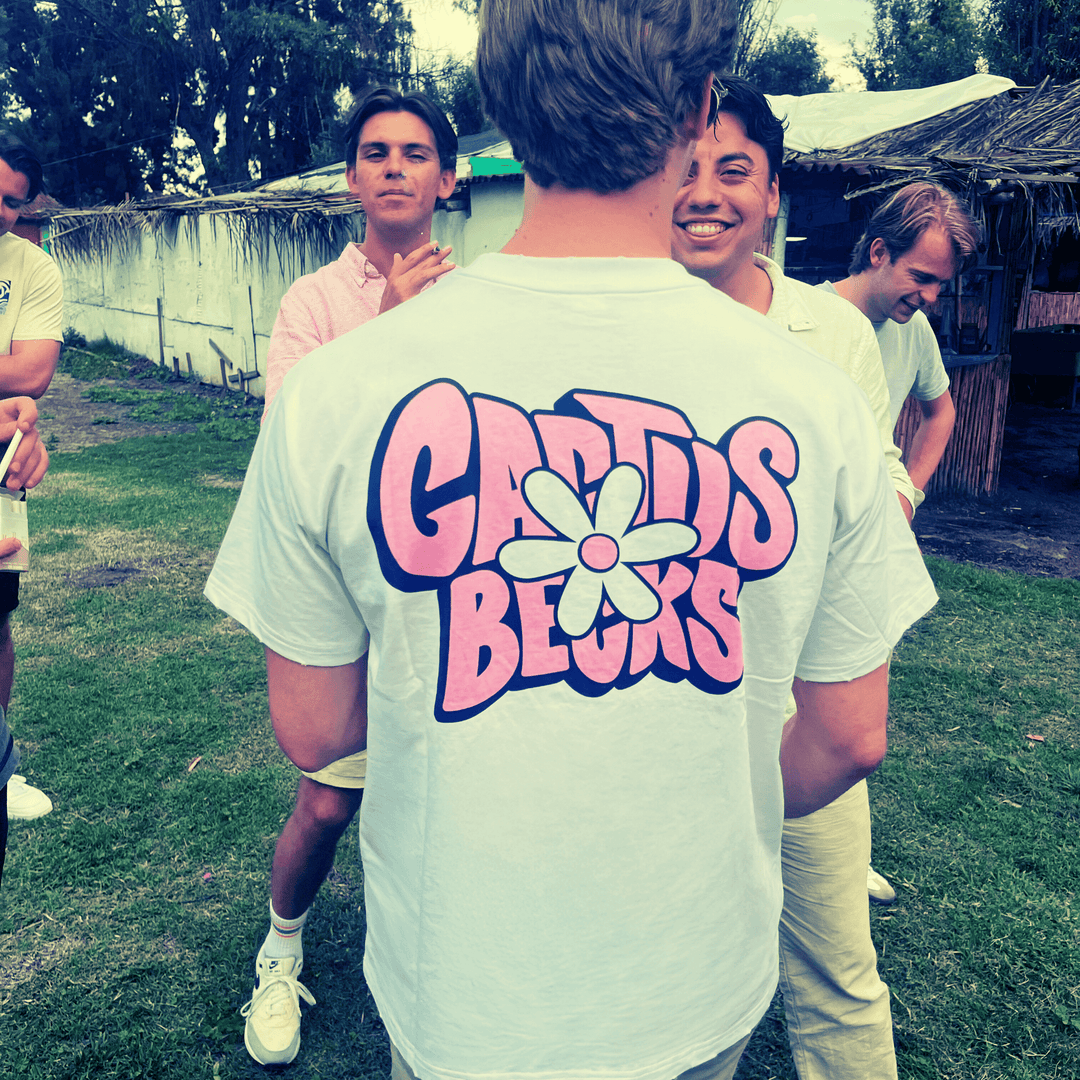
[476,0,738,193]
[0,131,45,204]
[710,75,785,181]
[849,181,980,276]
[344,86,458,173]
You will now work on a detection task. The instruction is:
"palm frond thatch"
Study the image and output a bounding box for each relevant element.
[38,190,365,273]
[785,78,1080,253]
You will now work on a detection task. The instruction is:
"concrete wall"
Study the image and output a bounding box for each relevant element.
[56,177,526,399]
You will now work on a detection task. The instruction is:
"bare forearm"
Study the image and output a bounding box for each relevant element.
[782,666,889,818]
[2,342,60,399]
[906,396,955,492]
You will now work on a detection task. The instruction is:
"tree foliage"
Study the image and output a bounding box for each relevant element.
[1,0,429,203]
[981,0,1080,84]
[851,0,981,91]
[744,26,833,96]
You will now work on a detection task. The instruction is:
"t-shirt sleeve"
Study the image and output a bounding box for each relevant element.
[11,251,63,344]
[795,415,937,682]
[205,393,370,666]
[909,319,950,402]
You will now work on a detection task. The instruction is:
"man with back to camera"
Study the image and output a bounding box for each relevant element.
[828,181,981,508]
[206,3,938,1078]
[0,131,62,824]
[241,86,458,1066]
[670,75,916,1080]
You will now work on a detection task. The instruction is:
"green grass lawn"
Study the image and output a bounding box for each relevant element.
[0,373,1078,1078]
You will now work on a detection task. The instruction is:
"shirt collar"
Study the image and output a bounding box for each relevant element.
[754,252,818,334]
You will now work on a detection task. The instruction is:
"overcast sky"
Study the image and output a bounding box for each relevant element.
[409,0,875,90]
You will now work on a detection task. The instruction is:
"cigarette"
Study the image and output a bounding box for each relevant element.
[0,429,23,482]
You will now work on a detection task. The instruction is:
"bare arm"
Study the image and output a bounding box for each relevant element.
[2,339,60,399]
[781,663,889,818]
[266,648,368,774]
[905,390,955,494]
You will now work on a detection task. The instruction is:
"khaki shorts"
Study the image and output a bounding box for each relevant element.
[300,749,367,789]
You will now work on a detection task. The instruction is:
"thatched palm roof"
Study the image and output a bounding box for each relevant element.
[785,79,1080,247]
[787,79,1080,182]
[39,189,367,268]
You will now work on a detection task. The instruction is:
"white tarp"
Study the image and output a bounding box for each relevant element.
[767,74,1018,156]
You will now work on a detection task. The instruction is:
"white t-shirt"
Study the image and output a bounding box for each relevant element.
[757,254,915,510]
[0,232,63,355]
[817,280,949,428]
[206,255,936,1080]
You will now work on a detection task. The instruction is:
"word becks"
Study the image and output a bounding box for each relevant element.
[370,382,799,721]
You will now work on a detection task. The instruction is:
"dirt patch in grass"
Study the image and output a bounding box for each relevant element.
[0,933,84,992]
[38,372,202,450]
[915,401,1080,580]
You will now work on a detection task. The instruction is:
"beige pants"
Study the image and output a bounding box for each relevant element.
[779,778,897,1079]
[389,1035,752,1080]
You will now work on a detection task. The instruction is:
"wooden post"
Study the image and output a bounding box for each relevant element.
[157,297,166,367]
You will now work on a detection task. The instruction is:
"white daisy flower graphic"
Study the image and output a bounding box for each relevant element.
[498,464,698,638]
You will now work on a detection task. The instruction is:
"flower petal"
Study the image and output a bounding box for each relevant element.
[499,538,578,580]
[602,563,661,622]
[523,469,593,541]
[594,464,645,539]
[557,567,604,637]
[619,521,699,564]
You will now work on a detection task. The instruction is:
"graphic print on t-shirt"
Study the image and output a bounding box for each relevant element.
[369,381,799,721]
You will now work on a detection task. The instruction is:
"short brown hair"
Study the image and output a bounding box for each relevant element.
[476,0,737,193]
[849,181,981,275]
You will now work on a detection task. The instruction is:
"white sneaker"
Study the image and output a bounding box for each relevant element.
[240,948,316,1065]
[867,865,897,905]
[7,775,53,820]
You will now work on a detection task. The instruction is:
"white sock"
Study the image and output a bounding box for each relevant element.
[261,899,308,961]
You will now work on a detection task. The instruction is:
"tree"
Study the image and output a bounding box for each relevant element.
[744,26,833,95]
[1,1,423,203]
[851,0,982,91]
[729,0,781,77]
[981,1,1080,84]
[423,60,487,138]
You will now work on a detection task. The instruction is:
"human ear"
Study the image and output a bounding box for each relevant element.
[437,168,457,201]
[869,238,890,268]
[766,176,780,220]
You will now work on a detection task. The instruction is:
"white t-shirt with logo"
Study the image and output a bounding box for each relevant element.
[0,232,63,355]
[206,255,936,1080]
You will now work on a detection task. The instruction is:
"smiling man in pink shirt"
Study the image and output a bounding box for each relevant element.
[243,86,457,1066]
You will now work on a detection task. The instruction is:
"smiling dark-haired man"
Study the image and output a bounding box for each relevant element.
[671,76,920,1080]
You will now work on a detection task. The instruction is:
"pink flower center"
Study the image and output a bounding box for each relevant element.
[579,533,620,573]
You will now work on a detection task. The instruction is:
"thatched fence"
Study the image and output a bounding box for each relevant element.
[894,356,1011,498]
